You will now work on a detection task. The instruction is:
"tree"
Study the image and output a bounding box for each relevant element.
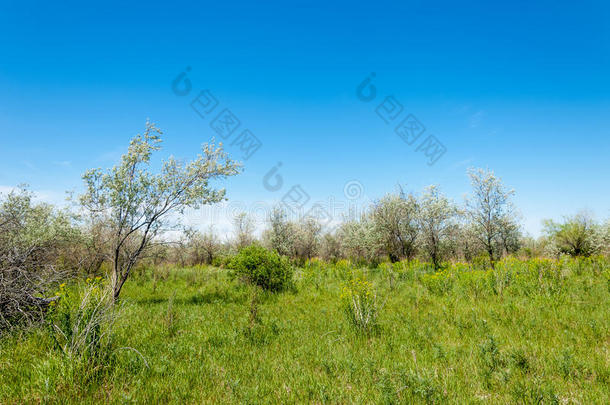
[417,185,458,269]
[465,168,518,268]
[601,220,610,256]
[336,216,381,264]
[294,218,322,261]
[543,211,601,257]
[263,206,295,257]
[319,232,341,262]
[519,235,547,259]
[446,218,481,262]
[233,212,255,250]
[173,227,196,267]
[80,121,240,301]
[371,192,419,262]
[497,216,522,256]
[195,226,221,265]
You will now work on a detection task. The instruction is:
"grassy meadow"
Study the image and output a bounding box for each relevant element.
[1,257,609,404]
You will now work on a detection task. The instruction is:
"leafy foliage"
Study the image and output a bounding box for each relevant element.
[228,244,294,291]
[80,121,240,300]
[543,212,603,257]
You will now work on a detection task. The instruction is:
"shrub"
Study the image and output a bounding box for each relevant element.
[332,259,354,279]
[543,213,602,257]
[0,187,76,332]
[421,268,455,295]
[211,254,232,268]
[228,245,293,291]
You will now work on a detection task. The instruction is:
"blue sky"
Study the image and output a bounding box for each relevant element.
[0,0,609,236]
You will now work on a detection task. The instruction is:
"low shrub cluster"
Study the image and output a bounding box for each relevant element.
[228,244,294,291]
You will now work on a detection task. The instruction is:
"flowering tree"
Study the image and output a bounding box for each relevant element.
[466,168,519,268]
[294,217,322,261]
[233,212,255,250]
[417,185,458,269]
[371,192,419,262]
[336,216,382,264]
[264,206,296,257]
[80,121,240,301]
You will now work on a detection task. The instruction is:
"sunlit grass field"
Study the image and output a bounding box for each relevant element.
[1,257,609,403]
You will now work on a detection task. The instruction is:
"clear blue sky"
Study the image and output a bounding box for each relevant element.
[1,0,609,236]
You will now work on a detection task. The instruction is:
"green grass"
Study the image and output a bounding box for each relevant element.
[1,257,609,403]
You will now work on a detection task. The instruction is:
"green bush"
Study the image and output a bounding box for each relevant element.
[211,254,231,268]
[228,245,293,291]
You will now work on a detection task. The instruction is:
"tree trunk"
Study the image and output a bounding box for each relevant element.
[488,246,495,269]
[112,261,129,303]
[113,273,128,302]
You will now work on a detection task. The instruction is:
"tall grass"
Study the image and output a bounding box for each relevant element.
[44,279,121,385]
[0,257,608,403]
[340,276,381,335]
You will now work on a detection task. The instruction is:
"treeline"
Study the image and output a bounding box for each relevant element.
[158,169,610,269]
[1,122,609,331]
[1,172,609,331]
